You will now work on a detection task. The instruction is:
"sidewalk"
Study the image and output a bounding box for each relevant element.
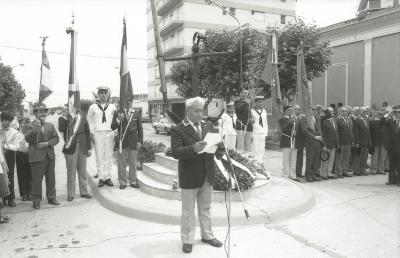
[86,148,316,226]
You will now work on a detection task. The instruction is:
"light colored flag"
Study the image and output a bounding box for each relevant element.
[261,33,282,127]
[120,17,134,111]
[66,24,80,118]
[38,47,53,103]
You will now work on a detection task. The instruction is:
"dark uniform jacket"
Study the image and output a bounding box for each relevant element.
[24,120,59,163]
[58,115,92,155]
[234,99,253,131]
[111,110,143,150]
[336,117,353,146]
[171,119,224,189]
[353,117,371,148]
[295,115,305,149]
[321,118,339,149]
[369,118,385,147]
[380,117,400,153]
[278,116,295,148]
[300,115,322,147]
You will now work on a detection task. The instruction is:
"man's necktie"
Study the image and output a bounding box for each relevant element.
[228,114,235,128]
[194,122,202,139]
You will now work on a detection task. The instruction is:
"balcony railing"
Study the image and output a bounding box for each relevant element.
[159,12,184,37]
[156,0,183,16]
[163,37,184,56]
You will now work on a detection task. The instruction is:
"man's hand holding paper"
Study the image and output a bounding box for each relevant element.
[198,133,222,154]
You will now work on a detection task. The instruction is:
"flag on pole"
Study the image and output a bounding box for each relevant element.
[120,17,134,111]
[66,23,80,118]
[296,46,314,129]
[38,41,53,103]
[261,33,282,127]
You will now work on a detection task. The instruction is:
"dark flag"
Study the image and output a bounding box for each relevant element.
[296,46,313,129]
[38,40,53,103]
[261,33,282,127]
[66,23,80,118]
[120,17,134,111]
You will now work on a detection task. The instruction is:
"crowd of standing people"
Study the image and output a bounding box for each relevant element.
[277,102,400,185]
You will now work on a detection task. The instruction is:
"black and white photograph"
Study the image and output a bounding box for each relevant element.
[0,0,399,257]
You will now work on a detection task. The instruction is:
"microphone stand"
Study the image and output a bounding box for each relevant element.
[220,136,250,258]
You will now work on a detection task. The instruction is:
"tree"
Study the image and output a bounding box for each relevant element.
[0,58,26,113]
[270,20,332,96]
[170,27,269,104]
[170,20,332,102]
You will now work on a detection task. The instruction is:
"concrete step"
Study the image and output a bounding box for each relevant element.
[142,162,178,185]
[137,169,272,202]
[137,170,181,200]
[154,153,178,171]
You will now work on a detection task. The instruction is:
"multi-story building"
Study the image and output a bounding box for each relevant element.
[312,0,400,107]
[146,0,296,121]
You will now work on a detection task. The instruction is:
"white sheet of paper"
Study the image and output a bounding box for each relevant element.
[198,133,222,154]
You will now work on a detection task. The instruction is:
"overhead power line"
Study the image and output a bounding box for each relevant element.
[0,45,155,61]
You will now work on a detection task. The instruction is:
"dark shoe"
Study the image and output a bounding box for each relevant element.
[321,177,328,180]
[98,179,105,187]
[94,174,98,179]
[33,202,40,209]
[48,199,60,205]
[306,178,314,182]
[343,173,353,177]
[376,171,385,175]
[130,181,139,188]
[328,175,338,179]
[182,244,192,253]
[22,194,28,201]
[201,238,223,248]
[297,175,305,178]
[67,197,74,202]
[105,179,113,187]
[386,182,395,185]
[338,175,344,178]
[81,194,92,199]
[312,176,321,181]
[119,185,126,190]
[7,200,16,207]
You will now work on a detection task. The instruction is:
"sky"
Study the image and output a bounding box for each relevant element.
[0,0,361,108]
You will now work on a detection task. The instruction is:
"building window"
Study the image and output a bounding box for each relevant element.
[229,7,236,16]
[280,14,286,24]
[222,6,227,15]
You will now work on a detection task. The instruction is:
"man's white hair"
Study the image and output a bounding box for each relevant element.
[185,97,205,109]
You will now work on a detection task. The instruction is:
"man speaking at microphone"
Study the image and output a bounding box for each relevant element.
[171,97,224,254]
[111,98,143,189]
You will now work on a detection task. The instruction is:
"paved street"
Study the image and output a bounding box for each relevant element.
[0,116,399,258]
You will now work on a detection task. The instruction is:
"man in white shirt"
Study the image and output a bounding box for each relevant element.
[87,86,117,187]
[220,101,237,150]
[251,95,268,162]
[1,111,21,207]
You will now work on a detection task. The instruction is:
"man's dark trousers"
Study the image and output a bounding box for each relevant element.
[305,142,321,179]
[3,150,16,202]
[296,148,304,177]
[16,151,32,197]
[30,154,56,203]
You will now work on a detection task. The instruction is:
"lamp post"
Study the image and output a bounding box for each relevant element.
[205,0,243,89]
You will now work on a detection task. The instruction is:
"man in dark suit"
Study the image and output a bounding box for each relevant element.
[111,100,143,189]
[300,105,324,182]
[24,104,59,209]
[279,105,297,180]
[171,97,224,254]
[335,107,353,177]
[381,106,400,185]
[321,107,339,179]
[294,105,305,178]
[370,110,387,175]
[352,107,371,176]
[58,107,93,201]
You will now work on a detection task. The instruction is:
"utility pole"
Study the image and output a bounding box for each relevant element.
[149,0,168,114]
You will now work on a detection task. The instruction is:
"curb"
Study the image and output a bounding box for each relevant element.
[87,163,315,226]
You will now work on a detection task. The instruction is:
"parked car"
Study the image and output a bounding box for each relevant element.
[152,117,175,135]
